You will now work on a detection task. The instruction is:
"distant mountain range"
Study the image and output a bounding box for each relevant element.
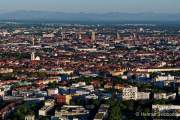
[0,10,180,22]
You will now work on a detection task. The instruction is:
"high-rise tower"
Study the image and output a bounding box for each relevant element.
[32,37,35,46]
[31,52,35,61]
[117,32,120,40]
[91,31,96,41]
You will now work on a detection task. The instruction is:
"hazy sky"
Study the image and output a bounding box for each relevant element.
[0,0,180,13]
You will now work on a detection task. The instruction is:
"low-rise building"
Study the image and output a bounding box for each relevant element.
[114,84,124,91]
[39,105,53,116]
[47,88,59,96]
[154,93,176,100]
[72,82,86,88]
[152,104,180,117]
[45,99,55,106]
[154,93,167,100]
[0,68,13,74]
[85,94,98,100]
[155,75,175,82]
[25,115,35,120]
[55,95,72,105]
[39,99,55,116]
[137,92,150,100]
[55,105,89,119]
[166,93,176,100]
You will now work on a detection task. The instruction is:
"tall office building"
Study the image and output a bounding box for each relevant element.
[91,31,96,41]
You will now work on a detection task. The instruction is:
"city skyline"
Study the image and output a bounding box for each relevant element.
[0,0,180,13]
[0,1,180,120]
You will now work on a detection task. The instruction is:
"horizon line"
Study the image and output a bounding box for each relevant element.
[0,10,180,14]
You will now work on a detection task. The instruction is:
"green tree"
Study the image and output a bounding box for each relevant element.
[48,81,57,88]
[108,100,122,120]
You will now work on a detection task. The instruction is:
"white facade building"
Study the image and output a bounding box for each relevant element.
[154,93,167,100]
[155,75,175,82]
[43,33,55,38]
[154,93,176,100]
[39,99,55,116]
[122,86,138,100]
[137,92,150,100]
[122,86,150,100]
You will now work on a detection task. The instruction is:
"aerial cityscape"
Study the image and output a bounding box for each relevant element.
[0,0,180,120]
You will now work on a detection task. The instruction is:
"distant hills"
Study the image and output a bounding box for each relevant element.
[0,10,180,22]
